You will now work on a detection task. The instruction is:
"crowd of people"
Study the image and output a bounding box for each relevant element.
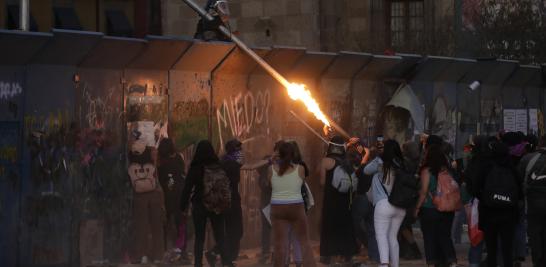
[126,129,546,267]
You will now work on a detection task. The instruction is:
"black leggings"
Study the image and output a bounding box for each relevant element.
[483,220,515,267]
[192,202,226,266]
[223,200,243,263]
[419,207,457,265]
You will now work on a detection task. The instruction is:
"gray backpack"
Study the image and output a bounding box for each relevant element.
[331,166,358,193]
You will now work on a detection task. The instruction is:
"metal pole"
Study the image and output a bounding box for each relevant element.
[289,110,329,144]
[20,0,29,31]
[181,0,351,140]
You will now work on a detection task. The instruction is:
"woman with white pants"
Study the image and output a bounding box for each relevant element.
[364,139,406,267]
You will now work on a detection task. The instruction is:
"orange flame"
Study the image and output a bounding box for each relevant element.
[286,83,331,127]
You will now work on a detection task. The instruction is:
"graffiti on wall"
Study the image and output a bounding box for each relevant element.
[25,110,71,134]
[216,90,271,148]
[326,99,352,133]
[352,98,379,144]
[24,103,129,264]
[0,82,22,100]
[0,81,22,119]
[26,121,73,190]
[23,111,74,265]
[430,96,457,145]
[126,81,168,150]
[239,169,262,248]
[481,98,502,135]
[81,85,119,130]
[171,99,209,150]
[0,123,19,188]
[24,111,73,192]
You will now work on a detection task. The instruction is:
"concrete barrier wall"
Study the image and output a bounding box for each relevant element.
[0,29,544,267]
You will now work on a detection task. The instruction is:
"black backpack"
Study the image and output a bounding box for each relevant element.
[524,151,546,212]
[202,164,232,214]
[482,164,518,208]
[383,165,419,209]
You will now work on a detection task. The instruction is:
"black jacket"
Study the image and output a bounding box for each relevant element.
[221,158,242,201]
[180,164,205,211]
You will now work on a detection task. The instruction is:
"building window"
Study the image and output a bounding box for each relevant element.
[388,0,424,50]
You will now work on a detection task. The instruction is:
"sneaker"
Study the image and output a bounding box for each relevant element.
[206,251,217,267]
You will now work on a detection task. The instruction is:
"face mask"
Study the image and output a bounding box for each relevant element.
[233,150,245,164]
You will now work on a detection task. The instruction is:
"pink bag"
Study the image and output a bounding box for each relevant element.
[465,198,484,247]
[431,170,462,212]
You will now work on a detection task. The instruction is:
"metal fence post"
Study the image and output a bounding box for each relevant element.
[19,0,29,31]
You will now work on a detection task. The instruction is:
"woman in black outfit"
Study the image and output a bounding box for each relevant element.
[180,140,227,267]
[473,141,522,267]
[319,136,358,264]
[157,138,189,262]
[414,144,457,267]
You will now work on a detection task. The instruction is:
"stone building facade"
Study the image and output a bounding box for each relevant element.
[0,0,459,54]
[162,0,458,55]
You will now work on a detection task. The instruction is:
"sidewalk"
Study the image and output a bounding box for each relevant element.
[233,227,533,267]
[91,228,533,267]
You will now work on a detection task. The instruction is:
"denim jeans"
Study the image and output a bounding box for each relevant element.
[451,207,466,244]
[468,241,484,267]
[352,195,380,262]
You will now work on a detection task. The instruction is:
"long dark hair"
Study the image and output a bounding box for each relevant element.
[158,138,176,160]
[190,140,219,167]
[381,139,403,184]
[421,144,449,176]
[277,142,295,176]
[274,140,285,152]
[287,140,303,163]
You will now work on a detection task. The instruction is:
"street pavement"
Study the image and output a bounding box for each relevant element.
[232,227,534,267]
[100,228,534,267]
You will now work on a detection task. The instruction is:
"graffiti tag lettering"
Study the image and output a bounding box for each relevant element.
[25,111,70,134]
[216,90,270,147]
[0,82,22,100]
[82,85,118,129]
[0,146,17,162]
